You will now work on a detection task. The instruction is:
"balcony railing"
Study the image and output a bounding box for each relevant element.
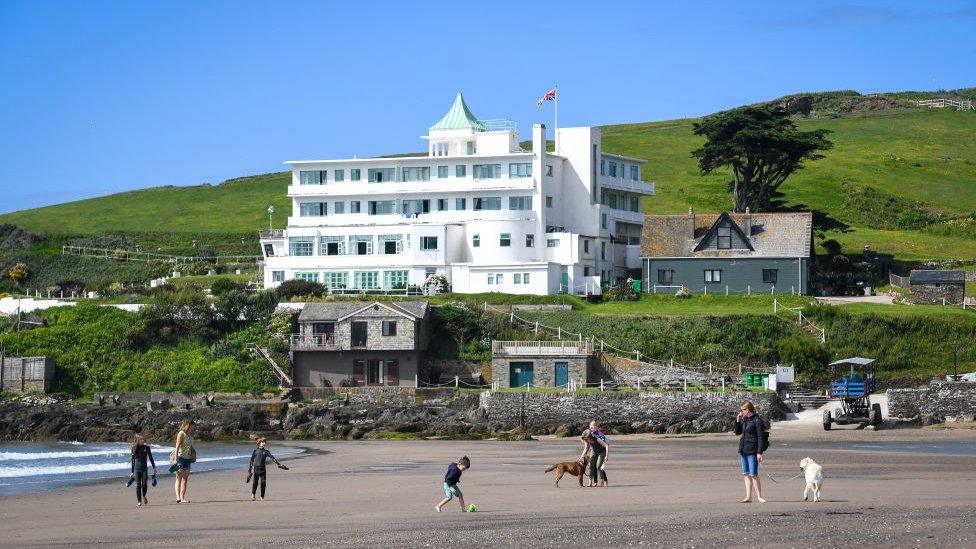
[260,229,285,239]
[600,176,655,195]
[491,340,594,356]
[290,334,340,350]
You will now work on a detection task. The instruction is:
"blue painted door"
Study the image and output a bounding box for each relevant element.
[510,362,534,388]
[554,362,569,387]
[560,272,569,293]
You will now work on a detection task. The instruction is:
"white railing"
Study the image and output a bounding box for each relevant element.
[600,175,656,195]
[492,340,593,356]
[61,245,260,264]
[290,334,340,350]
[773,299,826,343]
[917,98,974,111]
[480,118,517,132]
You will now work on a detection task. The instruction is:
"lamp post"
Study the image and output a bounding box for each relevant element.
[267,205,274,231]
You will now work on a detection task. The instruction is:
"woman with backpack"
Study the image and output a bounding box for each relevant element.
[734,400,767,503]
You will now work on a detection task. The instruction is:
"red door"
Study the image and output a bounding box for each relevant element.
[352,360,365,386]
[385,360,399,386]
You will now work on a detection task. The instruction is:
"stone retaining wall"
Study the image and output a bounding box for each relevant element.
[480,391,783,432]
[887,382,976,419]
[291,386,456,406]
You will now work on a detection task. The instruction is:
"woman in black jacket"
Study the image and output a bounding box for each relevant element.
[734,400,767,503]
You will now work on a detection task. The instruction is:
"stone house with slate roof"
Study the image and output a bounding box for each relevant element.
[640,210,813,295]
[291,301,428,387]
[908,270,965,305]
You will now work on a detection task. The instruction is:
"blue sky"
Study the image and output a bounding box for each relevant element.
[0,0,973,214]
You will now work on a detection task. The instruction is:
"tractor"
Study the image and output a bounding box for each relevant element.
[822,357,882,430]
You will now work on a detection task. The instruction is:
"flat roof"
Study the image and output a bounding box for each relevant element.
[285,152,533,165]
[601,152,647,163]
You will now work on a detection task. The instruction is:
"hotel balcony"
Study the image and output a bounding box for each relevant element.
[600,175,655,195]
[288,177,536,197]
[290,334,340,351]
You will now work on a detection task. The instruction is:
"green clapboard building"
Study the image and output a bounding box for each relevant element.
[640,210,812,295]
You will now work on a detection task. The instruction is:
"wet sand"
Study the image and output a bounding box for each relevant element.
[3,427,976,548]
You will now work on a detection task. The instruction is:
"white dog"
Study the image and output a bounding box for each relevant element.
[799,457,824,502]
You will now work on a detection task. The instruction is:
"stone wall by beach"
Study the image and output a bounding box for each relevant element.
[480,391,783,433]
[887,382,976,420]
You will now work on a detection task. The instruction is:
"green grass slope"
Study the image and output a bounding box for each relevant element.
[2,90,975,262]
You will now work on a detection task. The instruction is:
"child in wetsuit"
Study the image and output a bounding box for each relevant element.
[247,437,287,500]
[130,434,157,507]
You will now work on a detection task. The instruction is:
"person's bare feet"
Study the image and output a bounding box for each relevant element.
[434,506,441,513]
[757,497,767,503]
[251,494,256,501]
[740,498,752,503]
[143,497,149,505]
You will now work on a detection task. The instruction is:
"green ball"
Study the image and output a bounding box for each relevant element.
[467,504,477,512]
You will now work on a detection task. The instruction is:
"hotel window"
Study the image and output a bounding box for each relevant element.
[601,213,608,229]
[499,233,511,247]
[717,227,732,249]
[509,163,532,178]
[437,165,448,178]
[323,271,348,289]
[608,162,618,177]
[546,164,553,176]
[584,266,593,276]
[353,271,379,289]
[368,200,396,215]
[763,269,778,284]
[350,169,361,181]
[487,274,494,285]
[472,234,480,247]
[630,197,640,212]
[299,170,325,185]
[514,273,521,284]
[288,237,314,256]
[384,270,409,290]
[456,165,467,177]
[455,197,466,210]
[704,269,722,283]
[584,240,590,253]
[334,202,345,214]
[379,234,403,255]
[473,197,501,210]
[271,270,284,282]
[294,271,319,282]
[425,267,437,276]
[350,201,361,214]
[473,164,501,179]
[367,168,395,182]
[495,274,503,284]
[657,269,674,285]
[547,239,559,248]
[601,242,606,260]
[349,235,373,255]
[546,196,553,208]
[466,141,475,155]
[263,244,275,257]
[320,236,346,256]
[402,199,430,214]
[523,273,530,284]
[437,198,449,211]
[600,159,606,176]
[299,202,327,217]
[509,196,532,210]
[335,169,345,182]
[382,320,398,336]
[420,236,439,251]
[630,165,639,180]
[401,167,430,182]
[525,234,535,247]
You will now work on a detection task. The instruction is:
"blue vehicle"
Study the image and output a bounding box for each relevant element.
[823,357,883,430]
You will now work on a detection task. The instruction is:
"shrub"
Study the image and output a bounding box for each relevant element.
[210,277,245,296]
[605,281,638,301]
[276,279,325,299]
[775,335,831,379]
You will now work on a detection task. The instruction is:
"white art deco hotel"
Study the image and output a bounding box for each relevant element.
[259,93,654,295]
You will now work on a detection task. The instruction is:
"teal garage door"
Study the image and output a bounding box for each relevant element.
[510,362,534,388]
[554,362,569,387]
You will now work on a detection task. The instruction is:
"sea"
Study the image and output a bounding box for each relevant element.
[0,441,303,496]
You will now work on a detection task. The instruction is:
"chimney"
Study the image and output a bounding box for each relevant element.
[745,207,752,237]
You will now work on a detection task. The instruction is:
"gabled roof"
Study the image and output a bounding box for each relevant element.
[692,211,754,253]
[429,93,487,132]
[641,211,813,259]
[298,300,429,322]
[909,270,965,284]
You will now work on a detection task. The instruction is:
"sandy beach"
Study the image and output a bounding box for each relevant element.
[2,426,976,548]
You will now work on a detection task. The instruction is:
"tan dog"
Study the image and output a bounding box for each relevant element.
[800,457,824,502]
[545,456,589,487]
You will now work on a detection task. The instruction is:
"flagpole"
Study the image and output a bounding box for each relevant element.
[554,85,558,153]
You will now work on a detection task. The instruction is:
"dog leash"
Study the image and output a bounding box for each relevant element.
[765,472,804,484]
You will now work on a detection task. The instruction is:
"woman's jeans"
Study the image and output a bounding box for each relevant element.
[739,452,759,477]
[589,452,607,484]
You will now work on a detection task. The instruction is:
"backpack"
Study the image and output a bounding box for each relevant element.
[759,417,770,453]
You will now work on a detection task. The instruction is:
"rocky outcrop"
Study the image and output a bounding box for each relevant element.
[888,382,976,421]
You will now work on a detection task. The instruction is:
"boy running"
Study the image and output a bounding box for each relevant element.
[434,456,470,513]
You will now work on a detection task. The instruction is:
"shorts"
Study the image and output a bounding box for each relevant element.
[177,457,193,471]
[443,483,462,500]
[738,452,758,477]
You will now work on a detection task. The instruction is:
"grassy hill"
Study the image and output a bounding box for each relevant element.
[2,89,975,262]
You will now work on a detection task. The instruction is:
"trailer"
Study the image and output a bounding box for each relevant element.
[822,357,882,430]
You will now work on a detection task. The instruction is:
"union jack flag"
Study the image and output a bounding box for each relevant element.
[536,88,557,105]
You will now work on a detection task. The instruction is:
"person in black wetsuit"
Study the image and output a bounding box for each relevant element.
[247,437,285,500]
[129,434,156,507]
